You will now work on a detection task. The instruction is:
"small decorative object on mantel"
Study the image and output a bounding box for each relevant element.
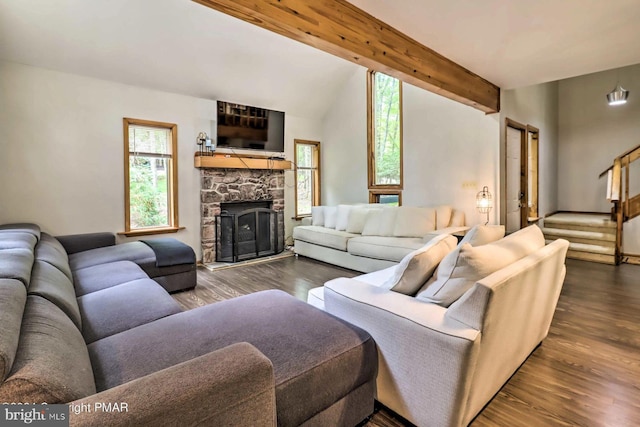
[196,131,215,156]
[476,186,493,225]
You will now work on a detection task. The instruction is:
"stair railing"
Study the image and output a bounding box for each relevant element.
[598,143,640,264]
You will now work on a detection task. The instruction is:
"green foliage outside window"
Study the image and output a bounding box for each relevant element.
[373,72,401,185]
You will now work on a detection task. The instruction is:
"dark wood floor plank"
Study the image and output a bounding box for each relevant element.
[172,256,640,427]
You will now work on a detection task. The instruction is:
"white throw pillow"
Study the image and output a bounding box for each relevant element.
[436,205,453,230]
[378,207,399,236]
[460,225,505,246]
[417,225,546,307]
[361,210,383,236]
[346,208,374,234]
[324,206,338,229]
[393,207,436,237]
[311,206,325,227]
[381,234,458,295]
[335,205,352,231]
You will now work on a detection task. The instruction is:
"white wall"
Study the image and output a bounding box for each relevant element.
[322,68,501,226]
[500,81,560,223]
[0,61,322,257]
[322,68,369,206]
[558,64,640,254]
[402,84,499,225]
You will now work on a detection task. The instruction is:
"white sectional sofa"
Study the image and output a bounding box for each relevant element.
[307,225,570,427]
[293,204,467,272]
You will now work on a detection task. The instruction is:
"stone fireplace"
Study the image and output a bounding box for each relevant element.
[200,168,285,264]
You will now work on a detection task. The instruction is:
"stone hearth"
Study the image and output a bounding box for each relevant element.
[200,168,285,263]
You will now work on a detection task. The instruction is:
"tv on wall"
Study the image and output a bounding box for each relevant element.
[216,100,285,155]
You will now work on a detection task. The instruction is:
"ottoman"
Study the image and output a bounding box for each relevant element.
[89,290,378,426]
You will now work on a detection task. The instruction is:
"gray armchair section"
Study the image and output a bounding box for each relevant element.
[70,343,277,427]
[55,232,116,255]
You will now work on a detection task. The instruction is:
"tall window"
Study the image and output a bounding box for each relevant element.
[367,70,403,203]
[294,139,321,218]
[123,118,179,235]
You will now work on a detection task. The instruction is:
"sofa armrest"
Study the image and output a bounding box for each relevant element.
[69,342,276,427]
[324,278,480,427]
[55,233,116,255]
[300,217,312,226]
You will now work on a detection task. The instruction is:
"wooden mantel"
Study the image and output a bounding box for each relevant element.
[194,154,292,170]
[192,0,500,113]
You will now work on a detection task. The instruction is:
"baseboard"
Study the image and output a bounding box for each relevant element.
[621,253,640,265]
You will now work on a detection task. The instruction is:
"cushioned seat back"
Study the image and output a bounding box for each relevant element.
[0,279,27,383]
[69,241,155,271]
[28,261,82,330]
[0,232,38,251]
[0,248,34,287]
[35,240,72,281]
[0,223,41,240]
[0,296,96,403]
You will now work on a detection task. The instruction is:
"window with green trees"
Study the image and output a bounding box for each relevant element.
[368,70,402,192]
[295,140,320,217]
[124,118,179,234]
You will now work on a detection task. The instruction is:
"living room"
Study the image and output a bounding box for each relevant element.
[1,1,639,426]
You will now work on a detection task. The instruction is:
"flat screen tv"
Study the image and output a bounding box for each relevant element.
[216,100,285,155]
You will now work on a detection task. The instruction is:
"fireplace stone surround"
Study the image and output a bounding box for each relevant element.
[200,168,285,264]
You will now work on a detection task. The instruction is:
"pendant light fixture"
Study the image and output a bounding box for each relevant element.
[607,78,629,106]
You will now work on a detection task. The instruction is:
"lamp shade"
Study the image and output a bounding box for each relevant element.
[476,186,492,213]
[607,84,629,106]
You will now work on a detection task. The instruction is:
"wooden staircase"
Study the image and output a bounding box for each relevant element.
[542,213,617,264]
[545,144,640,265]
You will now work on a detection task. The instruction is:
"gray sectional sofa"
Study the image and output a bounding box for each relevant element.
[0,223,377,426]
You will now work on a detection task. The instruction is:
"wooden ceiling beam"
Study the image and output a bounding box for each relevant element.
[193,0,500,113]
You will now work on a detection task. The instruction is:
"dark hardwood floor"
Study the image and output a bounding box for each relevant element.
[173,256,640,427]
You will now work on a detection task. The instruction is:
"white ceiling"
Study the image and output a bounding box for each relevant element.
[0,0,360,119]
[1,0,639,117]
[349,0,640,89]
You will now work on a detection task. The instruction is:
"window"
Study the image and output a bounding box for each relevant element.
[123,118,179,236]
[294,139,321,218]
[367,70,403,199]
[369,190,402,206]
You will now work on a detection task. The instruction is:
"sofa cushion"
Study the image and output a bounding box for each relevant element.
[0,248,34,287]
[417,225,546,307]
[436,205,453,230]
[311,206,325,226]
[460,225,506,246]
[0,296,96,403]
[324,206,338,229]
[336,205,352,231]
[40,233,69,258]
[394,207,436,237]
[293,226,357,251]
[0,223,41,240]
[73,261,149,297]
[450,210,466,227]
[347,236,425,262]
[35,241,72,281]
[362,208,398,237]
[346,207,374,234]
[29,261,82,330]
[0,279,26,382]
[68,241,155,271]
[77,279,182,344]
[0,232,38,251]
[88,290,376,427]
[381,234,457,295]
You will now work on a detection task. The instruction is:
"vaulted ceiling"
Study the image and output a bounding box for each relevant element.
[1,0,639,118]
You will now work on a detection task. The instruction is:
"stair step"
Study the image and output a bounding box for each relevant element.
[566,250,617,265]
[543,213,615,234]
[542,227,616,242]
[546,240,615,255]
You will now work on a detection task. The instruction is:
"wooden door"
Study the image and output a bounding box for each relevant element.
[505,119,527,233]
